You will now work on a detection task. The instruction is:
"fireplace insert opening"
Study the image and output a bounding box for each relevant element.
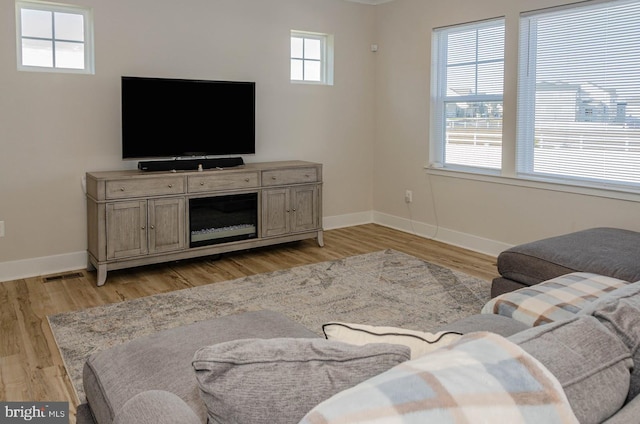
[189,193,258,248]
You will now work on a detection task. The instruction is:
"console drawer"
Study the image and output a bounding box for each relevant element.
[262,167,318,186]
[106,177,185,199]
[188,172,259,193]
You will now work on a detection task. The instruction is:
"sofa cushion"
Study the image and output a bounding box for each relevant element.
[601,393,640,424]
[491,276,529,297]
[509,316,633,424]
[482,272,627,326]
[496,227,640,287]
[83,310,318,424]
[299,332,579,424]
[113,390,200,424]
[436,312,529,336]
[192,338,410,424]
[322,322,461,359]
[577,280,640,402]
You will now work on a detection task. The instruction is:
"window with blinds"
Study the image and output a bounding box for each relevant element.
[517,0,640,190]
[432,18,505,172]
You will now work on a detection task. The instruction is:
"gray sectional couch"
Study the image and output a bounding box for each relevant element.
[79,310,531,424]
[77,227,640,424]
[78,294,640,424]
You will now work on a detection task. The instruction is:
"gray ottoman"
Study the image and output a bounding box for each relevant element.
[492,227,640,297]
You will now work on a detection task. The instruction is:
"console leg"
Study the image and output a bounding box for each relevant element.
[96,265,107,287]
[317,230,324,247]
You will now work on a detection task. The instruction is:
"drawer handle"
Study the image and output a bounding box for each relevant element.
[168,184,173,188]
[305,174,310,178]
[272,176,277,180]
[200,182,205,186]
[120,187,125,191]
[141,226,145,230]
[150,225,155,230]
[293,208,297,212]
[245,178,250,182]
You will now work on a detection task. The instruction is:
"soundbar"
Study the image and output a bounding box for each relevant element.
[138,157,245,172]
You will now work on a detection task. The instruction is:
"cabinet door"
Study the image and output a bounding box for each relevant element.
[106,200,148,259]
[148,198,185,253]
[291,185,319,233]
[261,188,290,237]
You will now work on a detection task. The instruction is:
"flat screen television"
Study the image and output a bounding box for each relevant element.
[121,76,255,160]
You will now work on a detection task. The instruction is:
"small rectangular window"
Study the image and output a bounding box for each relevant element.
[291,30,334,85]
[16,0,94,74]
[431,18,505,172]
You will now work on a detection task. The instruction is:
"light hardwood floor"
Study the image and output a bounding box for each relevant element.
[0,224,497,422]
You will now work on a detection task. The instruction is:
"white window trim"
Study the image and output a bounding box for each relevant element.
[515,0,640,192]
[430,18,505,175]
[290,30,334,86]
[427,1,640,201]
[16,0,94,74]
[425,164,640,202]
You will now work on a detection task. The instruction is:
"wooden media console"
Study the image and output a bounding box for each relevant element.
[86,160,323,286]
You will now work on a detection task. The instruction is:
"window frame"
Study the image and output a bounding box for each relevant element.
[515,0,640,192]
[15,0,94,74]
[430,18,506,175]
[290,30,334,86]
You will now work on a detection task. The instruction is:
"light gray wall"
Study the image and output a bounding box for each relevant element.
[373,0,640,253]
[0,0,376,277]
[3,0,640,280]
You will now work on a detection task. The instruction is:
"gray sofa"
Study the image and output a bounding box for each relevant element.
[492,227,640,297]
[76,227,640,424]
[78,285,640,424]
[78,310,527,424]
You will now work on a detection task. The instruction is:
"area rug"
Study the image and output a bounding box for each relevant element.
[48,249,491,402]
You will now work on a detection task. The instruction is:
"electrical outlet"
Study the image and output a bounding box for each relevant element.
[0,221,4,237]
[404,190,413,203]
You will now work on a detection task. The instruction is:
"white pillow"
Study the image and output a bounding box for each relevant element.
[322,322,461,359]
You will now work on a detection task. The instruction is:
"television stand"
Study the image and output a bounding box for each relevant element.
[138,156,245,172]
[85,160,323,286]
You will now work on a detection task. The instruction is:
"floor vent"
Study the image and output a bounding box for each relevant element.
[43,272,84,283]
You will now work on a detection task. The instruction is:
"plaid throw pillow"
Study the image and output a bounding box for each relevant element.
[300,332,579,424]
[482,272,628,327]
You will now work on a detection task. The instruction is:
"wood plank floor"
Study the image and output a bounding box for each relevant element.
[0,224,497,423]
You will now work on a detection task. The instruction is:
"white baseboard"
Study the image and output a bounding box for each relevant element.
[372,211,512,257]
[0,211,511,282]
[371,211,439,239]
[323,211,373,230]
[0,251,88,283]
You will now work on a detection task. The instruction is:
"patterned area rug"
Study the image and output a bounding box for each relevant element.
[48,249,491,402]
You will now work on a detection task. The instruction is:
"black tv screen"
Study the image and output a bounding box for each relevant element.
[121,76,255,159]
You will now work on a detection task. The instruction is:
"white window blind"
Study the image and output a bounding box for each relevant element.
[517,0,640,190]
[432,18,505,172]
